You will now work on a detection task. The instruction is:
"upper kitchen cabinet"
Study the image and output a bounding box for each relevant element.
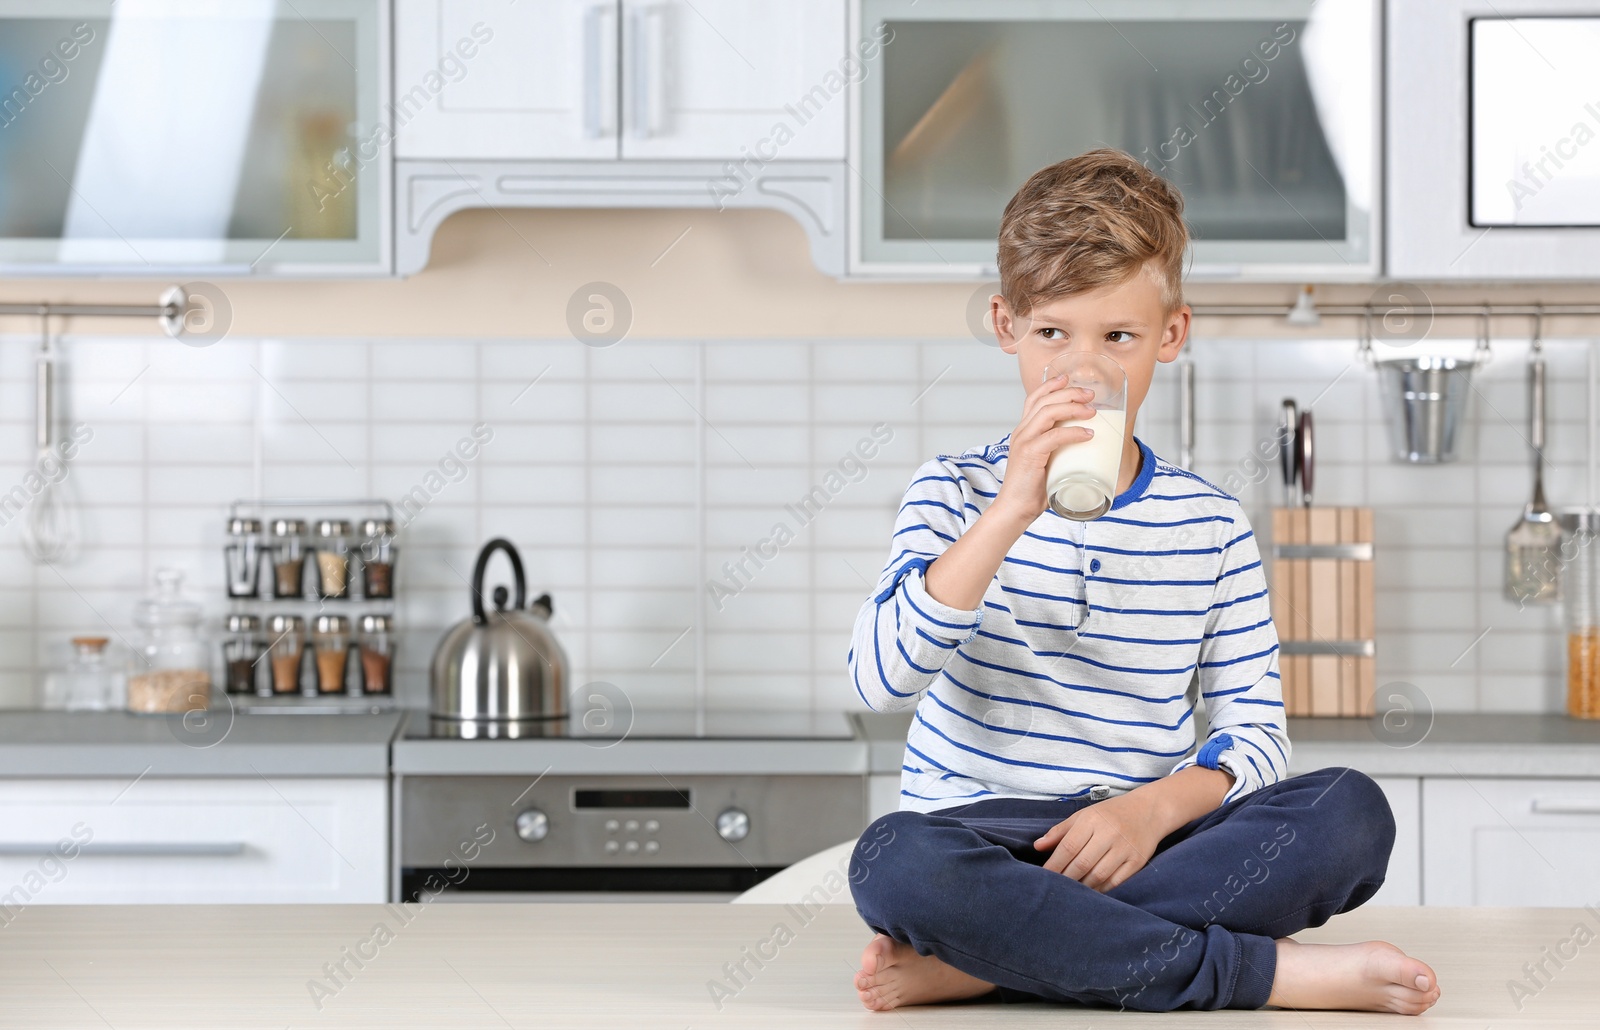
[394,0,618,160]
[394,0,846,161]
[0,0,391,277]
[1388,0,1600,280]
[850,0,1380,280]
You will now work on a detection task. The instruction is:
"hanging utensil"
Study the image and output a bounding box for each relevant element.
[1505,312,1562,604]
[1279,399,1299,507]
[1297,409,1314,507]
[22,314,77,565]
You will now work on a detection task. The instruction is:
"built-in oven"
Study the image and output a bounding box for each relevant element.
[1388,0,1600,279]
[393,709,868,902]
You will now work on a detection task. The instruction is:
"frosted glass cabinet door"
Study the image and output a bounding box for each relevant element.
[0,0,389,275]
[618,0,847,160]
[395,0,620,160]
[851,0,1378,278]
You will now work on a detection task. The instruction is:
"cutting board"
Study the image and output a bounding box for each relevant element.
[1270,507,1374,716]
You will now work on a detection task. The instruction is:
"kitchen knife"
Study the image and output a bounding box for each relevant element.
[1297,409,1314,508]
[1279,399,1298,507]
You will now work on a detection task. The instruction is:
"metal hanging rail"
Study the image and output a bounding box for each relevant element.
[0,286,195,337]
[1190,302,1600,319]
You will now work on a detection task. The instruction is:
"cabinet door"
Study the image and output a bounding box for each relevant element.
[1423,778,1600,906]
[619,0,846,159]
[1364,777,1420,907]
[395,0,619,159]
[0,778,387,904]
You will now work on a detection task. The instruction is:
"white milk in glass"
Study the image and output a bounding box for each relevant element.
[1045,408,1126,519]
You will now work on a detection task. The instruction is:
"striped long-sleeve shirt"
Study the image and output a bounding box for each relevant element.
[848,433,1290,814]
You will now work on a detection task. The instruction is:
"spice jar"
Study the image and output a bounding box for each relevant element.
[357,613,394,695]
[359,518,396,599]
[271,519,308,599]
[314,520,352,600]
[1559,508,1599,719]
[222,614,265,696]
[312,615,351,694]
[224,517,263,598]
[127,569,212,714]
[267,614,306,694]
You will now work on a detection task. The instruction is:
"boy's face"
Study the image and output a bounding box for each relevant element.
[990,261,1190,437]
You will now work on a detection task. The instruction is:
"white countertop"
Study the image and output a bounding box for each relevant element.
[0,902,1588,1027]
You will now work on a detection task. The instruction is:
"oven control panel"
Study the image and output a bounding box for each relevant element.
[401,775,864,868]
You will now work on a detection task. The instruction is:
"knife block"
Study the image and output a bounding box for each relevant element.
[1269,507,1374,717]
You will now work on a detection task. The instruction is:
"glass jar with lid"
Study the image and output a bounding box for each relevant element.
[224,517,263,598]
[357,613,394,695]
[311,614,351,694]
[1559,508,1599,719]
[359,518,396,599]
[314,520,352,600]
[270,518,308,599]
[222,614,265,696]
[127,569,211,714]
[267,614,306,694]
[42,637,126,711]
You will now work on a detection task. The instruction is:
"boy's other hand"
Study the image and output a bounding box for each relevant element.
[1032,792,1164,892]
[993,375,1098,524]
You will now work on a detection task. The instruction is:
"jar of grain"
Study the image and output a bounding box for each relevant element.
[314,520,352,600]
[127,569,211,714]
[359,518,396,599]
[311,615,351,694]
[270,518,308,599]
[1559,508,1600,719]
[267,614,306,694]
[357,613,394,695]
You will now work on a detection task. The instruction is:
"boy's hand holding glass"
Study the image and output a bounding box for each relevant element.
[992,374,1099,524]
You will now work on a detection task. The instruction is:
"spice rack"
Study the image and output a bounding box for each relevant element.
[223,498,399,713]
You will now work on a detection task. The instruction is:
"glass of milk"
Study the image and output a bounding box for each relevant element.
[1041,352,1128,520]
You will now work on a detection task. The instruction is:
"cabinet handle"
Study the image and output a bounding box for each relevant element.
[1529,798,1600,815]
[582,3,617,138]
[0,842,247,857]
[627,4,666,139]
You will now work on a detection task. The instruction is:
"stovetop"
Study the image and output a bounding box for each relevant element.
[401,708,856,742]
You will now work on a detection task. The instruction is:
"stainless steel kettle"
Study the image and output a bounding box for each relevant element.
[430,538,568,726]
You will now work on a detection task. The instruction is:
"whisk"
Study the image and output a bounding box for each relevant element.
[22,314,78,564]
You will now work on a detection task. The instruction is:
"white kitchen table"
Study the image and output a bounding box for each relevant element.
[0,902,1588,1027]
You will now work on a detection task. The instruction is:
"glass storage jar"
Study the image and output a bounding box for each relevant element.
[267,614,306,694]
[357,613,394,695]
[222,614,265,695]
[1559,508,1599,719]
[359,518,396,599]
[314,519,351,600]
[224,517,263,598]
[270,518,308,599]
[127,569,211,714]
[311,614,351,694]
[42,637,125,711]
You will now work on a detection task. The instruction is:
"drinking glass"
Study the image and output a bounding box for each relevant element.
[1041,352,1128,520]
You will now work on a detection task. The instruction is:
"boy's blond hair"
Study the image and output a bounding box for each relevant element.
[997,148,1188,319]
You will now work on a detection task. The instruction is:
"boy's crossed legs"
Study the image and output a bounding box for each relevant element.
[849,766,1440,1014]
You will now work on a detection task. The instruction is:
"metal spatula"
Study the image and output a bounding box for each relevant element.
[1505,341,1561,604]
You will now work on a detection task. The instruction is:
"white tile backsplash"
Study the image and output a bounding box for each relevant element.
[0,335,1590,715]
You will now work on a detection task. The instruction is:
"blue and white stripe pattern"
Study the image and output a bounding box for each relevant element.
[848,433,1290,813]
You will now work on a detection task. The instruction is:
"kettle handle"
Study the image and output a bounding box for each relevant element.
[470,538,527,625]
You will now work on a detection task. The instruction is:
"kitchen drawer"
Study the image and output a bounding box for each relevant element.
[0,778,386,905]
[1423,777,1600,906]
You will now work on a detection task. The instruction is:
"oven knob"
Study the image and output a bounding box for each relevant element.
[716,808,750,842]
[515,809,549,842]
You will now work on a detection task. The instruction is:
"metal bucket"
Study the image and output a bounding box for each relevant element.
[1375,355,1476,462]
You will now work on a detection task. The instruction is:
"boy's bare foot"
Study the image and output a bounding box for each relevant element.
[854,933,997,1011]
[1267,938,1441,1015]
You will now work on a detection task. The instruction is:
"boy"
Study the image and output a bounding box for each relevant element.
[846,149,1440,1015]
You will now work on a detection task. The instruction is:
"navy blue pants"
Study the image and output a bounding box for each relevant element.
[849,766,1395,1011]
